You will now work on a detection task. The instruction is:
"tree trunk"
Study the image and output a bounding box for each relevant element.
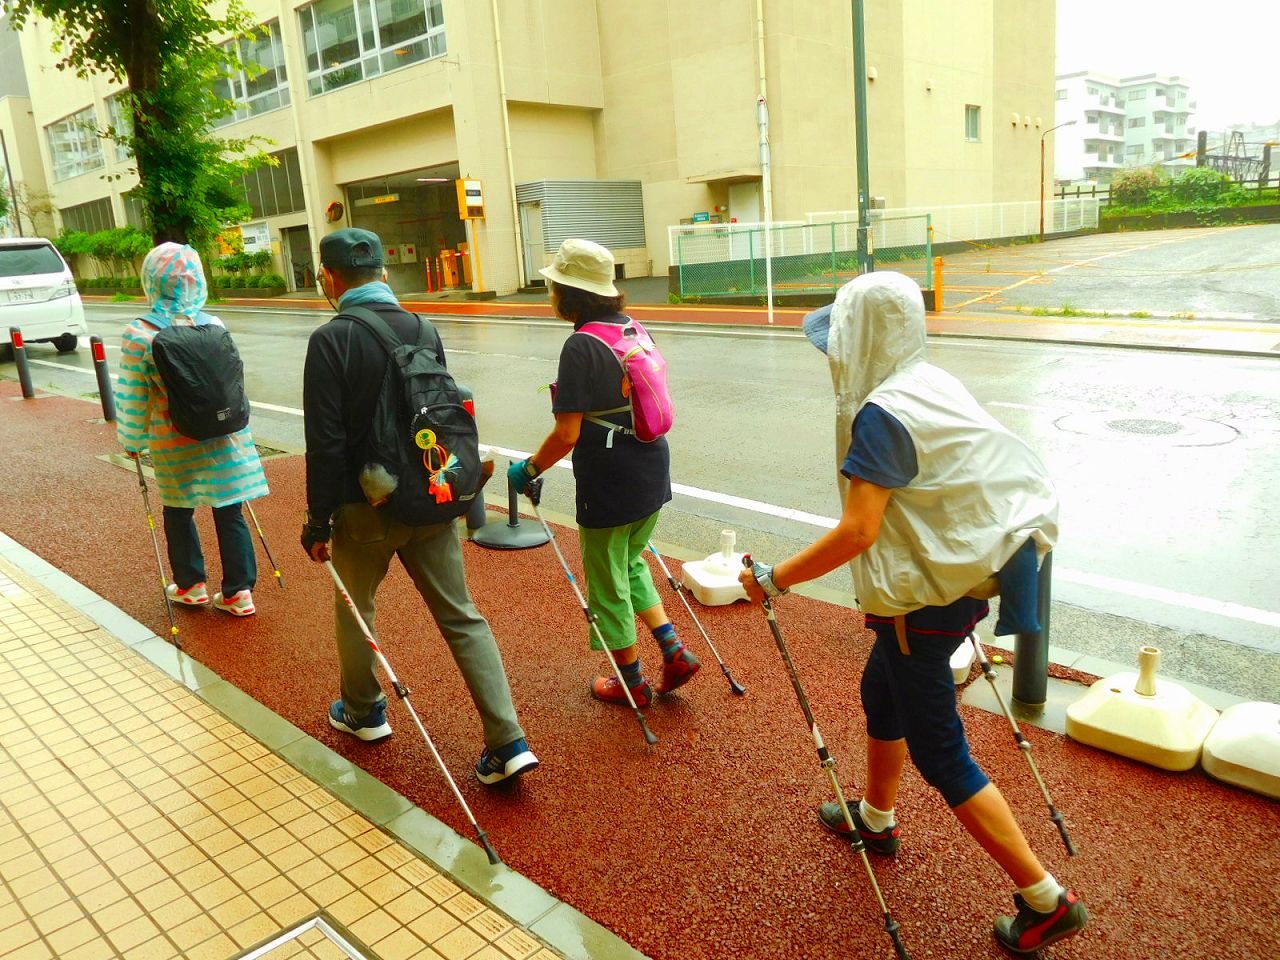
[122,0,186,245]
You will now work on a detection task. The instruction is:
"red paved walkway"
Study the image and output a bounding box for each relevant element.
[2,380,1277,960]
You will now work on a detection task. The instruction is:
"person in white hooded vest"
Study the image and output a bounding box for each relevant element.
[738,272,1088,955]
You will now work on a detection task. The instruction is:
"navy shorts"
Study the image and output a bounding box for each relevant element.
[862,598,991,808]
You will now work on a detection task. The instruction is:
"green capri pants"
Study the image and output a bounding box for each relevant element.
[578,510,663,651]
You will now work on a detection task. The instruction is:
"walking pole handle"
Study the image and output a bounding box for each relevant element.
[527,476,543,507]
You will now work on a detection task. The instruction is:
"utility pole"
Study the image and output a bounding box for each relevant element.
[851,0,873,273]
[1040,120,1075,242]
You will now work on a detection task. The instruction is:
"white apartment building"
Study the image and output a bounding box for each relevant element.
[10,1,1057,295]
[1055,71,1196,184]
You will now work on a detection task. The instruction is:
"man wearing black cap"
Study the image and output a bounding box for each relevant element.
[301,227,538,786]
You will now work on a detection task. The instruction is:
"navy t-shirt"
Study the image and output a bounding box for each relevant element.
[552,315,672,529]
[841,403,918,488]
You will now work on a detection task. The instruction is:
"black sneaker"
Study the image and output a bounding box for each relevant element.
[994,890,1089,954]
[816,800,901,855]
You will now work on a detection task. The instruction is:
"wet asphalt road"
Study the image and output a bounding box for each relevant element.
[11,303,1280,700]
[942,222,1280,320]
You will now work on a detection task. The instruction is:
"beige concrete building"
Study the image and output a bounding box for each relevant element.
[9,0,1055,294]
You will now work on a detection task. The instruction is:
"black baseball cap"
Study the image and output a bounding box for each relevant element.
[319,228,384,268]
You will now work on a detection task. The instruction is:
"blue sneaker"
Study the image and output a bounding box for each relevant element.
[328,699,392,742]
[475,737,539,785]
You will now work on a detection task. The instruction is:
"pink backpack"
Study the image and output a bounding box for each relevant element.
[577,318,675,444]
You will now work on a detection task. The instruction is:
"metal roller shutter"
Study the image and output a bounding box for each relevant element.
[516,180,645,253]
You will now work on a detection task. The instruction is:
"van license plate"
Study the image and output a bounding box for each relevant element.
[8,289,35,303]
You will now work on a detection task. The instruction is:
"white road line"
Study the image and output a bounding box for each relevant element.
[1055,569,1280,629]
[20,359,1277,629]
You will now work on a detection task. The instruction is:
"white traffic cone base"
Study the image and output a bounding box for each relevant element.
[1201,701,1280,800]
[1065,647,1218,771]
[682,529,748,606]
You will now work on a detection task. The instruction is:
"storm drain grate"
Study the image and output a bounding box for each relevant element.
[1105,418,1183,436]
[234,915,371,960]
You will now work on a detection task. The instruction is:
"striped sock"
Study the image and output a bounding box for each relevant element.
[620,657,644,688]
[652,623,681,660]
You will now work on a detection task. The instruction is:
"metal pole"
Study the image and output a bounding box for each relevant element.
[89,336,116,421]
[755,1,775,323]
[0,130,21,237]
[757,97,775,324]
[10,328,34,398]
[851,0,873,274]
[1039,136,1046,243]
[1012,551,1053,708]
[490,0,525,289]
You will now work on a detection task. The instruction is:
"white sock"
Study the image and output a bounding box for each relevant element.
[1018,873,1063,914]
[858,798,895,832]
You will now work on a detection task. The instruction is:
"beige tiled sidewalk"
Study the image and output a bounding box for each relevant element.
[0,548,619,960]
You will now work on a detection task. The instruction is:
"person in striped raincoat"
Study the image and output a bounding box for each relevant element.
[116,243,270,617]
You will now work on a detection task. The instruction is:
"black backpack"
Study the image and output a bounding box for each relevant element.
[344,306,481,526]
[150,323,250,441]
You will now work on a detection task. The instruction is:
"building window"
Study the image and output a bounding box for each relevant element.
[123,190,147,230]
[1086,85,1099,95]
[1128,89,1146,101]
[46,106,105,182]
[1128,117,1146,128]
[239,147,306,219]
[214,20,291,126]
[105,94,132,163]
[299,0,445,97]
[964,104,980,142]
[60,197,115,234]
[1055,88,1067,100]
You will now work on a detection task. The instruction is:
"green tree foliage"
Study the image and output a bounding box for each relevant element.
[7,0,271,248]
[0,189,9,224]
[54,225,153,276]
[1109,167,1164,208]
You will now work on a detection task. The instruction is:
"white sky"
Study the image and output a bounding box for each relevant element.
[1057,1,1280,133]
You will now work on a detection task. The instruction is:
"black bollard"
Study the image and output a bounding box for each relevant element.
[1012,551,1053,708]
[89,336,116,421]
[9,327,34,399]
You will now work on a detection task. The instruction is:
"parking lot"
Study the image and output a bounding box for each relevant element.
[936,223,1280,321]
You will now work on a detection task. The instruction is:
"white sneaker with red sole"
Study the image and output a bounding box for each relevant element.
[165,582,209,606]
[212,589,256,617]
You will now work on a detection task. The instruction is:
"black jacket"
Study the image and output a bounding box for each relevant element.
[302,299,447,523]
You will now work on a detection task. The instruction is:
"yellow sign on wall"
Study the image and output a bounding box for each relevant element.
[456,179,485,219]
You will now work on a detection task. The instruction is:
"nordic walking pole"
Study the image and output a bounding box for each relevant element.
[743,555,909,960]
[244,500,284,588]
[527,478,657,746]
[132,455,181,650]
[324,560,501,865]
[646,542,746,695]
[969,633,1076,856]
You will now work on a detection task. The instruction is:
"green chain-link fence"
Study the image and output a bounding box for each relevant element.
[673,215,932,299]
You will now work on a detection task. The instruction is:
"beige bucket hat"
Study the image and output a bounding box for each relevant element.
[538,238,619,297]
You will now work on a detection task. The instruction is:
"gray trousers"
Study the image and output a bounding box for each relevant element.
[332,503,524,750]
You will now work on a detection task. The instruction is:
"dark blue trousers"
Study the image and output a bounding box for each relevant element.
[163,503,256,595]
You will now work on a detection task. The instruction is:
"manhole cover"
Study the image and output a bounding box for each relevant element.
[235,915,369,960]
[1105,418,1182,436]
[1054,412,1238,447]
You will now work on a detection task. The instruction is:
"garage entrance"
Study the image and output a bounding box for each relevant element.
[345,163,466,295]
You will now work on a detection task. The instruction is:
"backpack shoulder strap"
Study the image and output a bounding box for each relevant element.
[341,305,402,357]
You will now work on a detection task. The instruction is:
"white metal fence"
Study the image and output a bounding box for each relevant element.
[807,197,1100,244]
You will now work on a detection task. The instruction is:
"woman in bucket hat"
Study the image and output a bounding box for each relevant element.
[509,238,699,707]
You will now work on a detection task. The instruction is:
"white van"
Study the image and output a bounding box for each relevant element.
[0,237,88,355]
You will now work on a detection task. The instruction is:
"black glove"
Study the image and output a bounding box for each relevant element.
[301,518,331,559]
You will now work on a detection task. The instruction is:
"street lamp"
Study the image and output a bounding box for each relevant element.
[1040,119,1076,242]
